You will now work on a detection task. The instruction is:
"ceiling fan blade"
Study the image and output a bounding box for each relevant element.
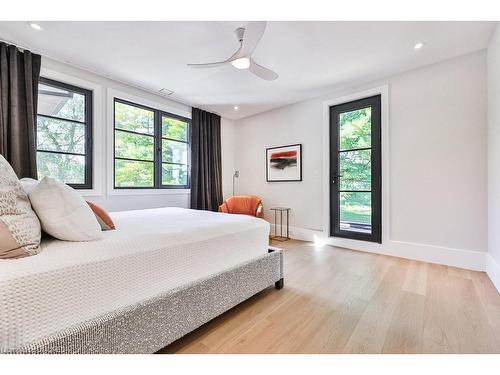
[187,61,228,68]
[239,21,267,57]
[187,47,242,68]
[248,59,278,81]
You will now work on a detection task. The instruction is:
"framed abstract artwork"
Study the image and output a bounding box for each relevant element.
[266,144,302,182]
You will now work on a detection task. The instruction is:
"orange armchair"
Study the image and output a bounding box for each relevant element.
[219,195,264,218]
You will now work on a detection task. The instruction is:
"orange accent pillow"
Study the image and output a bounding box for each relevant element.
[86,201,115,231]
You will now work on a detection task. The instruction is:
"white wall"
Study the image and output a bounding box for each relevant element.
[41,57,232,212]
[234,51,488,269]
[236,99,325,232]
[389,52,486,252]
[487,23,500,290]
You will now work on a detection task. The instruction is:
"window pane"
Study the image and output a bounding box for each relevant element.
[37,117,85,154]
[339,107,371,150]
[114,101,154,135]
[38,83,85,122]
[162,116,188,141]
[162,163,187,186]
[339,192,372,234]
[115,159,154,187]
[115,130,154,161]
[37,151,85,184]
[339,149,371,190]
[162,139,188,164]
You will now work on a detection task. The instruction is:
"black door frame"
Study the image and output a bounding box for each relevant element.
[329,95,382,243]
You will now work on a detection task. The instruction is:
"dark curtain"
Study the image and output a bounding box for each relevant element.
[190,108,223,211]
[0,42,41,178]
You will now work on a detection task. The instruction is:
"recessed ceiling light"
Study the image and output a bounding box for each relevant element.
[28,22,42,31]
[230,57,250,70]
[234,106,239,111]
[414,42,425,50]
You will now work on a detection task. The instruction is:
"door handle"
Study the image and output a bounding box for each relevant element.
[332,172,342,184]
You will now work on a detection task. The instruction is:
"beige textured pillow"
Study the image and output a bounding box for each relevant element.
[29,177,102,241]
[0,155,42,259]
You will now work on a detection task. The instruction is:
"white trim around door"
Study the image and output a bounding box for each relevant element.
[322,85,390,248]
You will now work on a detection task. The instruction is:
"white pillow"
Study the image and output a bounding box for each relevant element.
[20,177,39,195]
[29,177,102,241]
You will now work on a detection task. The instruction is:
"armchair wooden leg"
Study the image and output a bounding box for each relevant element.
[275,278,284,290]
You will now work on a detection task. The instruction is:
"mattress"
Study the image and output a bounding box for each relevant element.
[0,207,270,352]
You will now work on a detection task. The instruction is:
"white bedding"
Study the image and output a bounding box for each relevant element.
[0,207,270,351]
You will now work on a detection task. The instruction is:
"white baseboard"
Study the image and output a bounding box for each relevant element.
[272,224,487,272]
[486,254,500,294]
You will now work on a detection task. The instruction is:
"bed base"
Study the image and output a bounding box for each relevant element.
[8,249,283,354]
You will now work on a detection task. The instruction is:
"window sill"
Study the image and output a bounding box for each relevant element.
[107,188,190,196]
[77,189,104,197]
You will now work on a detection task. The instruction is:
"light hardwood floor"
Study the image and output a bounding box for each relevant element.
[158,240,500,354]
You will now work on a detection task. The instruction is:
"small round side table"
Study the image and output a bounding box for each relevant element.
[270,207,291,242]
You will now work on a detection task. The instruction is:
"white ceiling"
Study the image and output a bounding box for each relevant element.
[0,21,495,119]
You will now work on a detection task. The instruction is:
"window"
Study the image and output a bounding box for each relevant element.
[329,95,381,243]
[161,114,189,186]
[36,77,93,189]
[113,98,190,189]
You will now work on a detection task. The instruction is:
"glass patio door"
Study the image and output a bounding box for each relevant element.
[329,95,381,243]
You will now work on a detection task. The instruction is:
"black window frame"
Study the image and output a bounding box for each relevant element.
[36,77,93,189]
[329,94,382,243]
[113,98,191,190]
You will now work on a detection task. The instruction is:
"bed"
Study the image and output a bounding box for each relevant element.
[0,207,283,354]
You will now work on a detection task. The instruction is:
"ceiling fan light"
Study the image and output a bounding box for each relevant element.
[231,57,250,70]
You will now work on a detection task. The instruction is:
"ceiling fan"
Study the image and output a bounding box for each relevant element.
[187,21,278,81]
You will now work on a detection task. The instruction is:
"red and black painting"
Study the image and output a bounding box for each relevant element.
[266,144,302,182]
